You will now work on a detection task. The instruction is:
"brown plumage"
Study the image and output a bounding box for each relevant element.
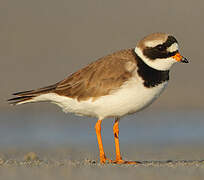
[8,48,137,104]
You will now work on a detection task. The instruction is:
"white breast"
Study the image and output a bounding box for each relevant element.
[33,74,168,120]
[90,76,168,119]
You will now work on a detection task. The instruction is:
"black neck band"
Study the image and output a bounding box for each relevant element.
[133,50,169,88]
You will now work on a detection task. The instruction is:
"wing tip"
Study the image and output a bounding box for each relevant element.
[12,90,34,96]
[7,96,34,105]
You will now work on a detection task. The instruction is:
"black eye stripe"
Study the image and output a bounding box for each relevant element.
[163,36,178,48]
[156,44,166,51]
[143,48,178,60]
[143,35,178,60]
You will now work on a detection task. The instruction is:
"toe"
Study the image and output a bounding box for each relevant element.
[113,160,141,164]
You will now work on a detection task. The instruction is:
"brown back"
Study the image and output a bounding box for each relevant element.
[8,48,138,104]
[54,48,137,101]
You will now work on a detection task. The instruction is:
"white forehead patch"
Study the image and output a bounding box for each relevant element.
[145,40,164,48]
[167,43,179,53]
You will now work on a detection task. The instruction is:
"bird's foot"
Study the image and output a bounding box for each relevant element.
[100,154,112,164]
[112,158,141,164]
[100,155,141,164]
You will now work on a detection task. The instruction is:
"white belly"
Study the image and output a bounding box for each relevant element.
[91,79,168,119]
[33,77,168,120]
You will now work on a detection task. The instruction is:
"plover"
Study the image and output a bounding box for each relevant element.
[8,33,188,164]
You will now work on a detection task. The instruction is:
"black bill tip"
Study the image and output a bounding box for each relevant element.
[181,56,189,63]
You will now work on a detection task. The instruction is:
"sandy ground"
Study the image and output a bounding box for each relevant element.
[1,146,204,180]
[1,159,204,180]
[0,111,204,179]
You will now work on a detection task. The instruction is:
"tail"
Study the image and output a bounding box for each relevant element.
[8,83,58,105]
[7,95,35,105]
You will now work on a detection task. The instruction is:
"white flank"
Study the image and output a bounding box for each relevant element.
[29,72,168,120]
[16,99,37,105]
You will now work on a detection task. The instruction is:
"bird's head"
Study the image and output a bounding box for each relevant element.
[135,33,188,71]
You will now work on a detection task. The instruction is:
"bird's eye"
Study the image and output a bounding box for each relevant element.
[156,45,165,51]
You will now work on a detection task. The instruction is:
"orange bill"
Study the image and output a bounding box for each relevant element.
[172,53,189,63]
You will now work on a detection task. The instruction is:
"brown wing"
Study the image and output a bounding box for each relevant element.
[8,48,137,104]
[54,49,137,101]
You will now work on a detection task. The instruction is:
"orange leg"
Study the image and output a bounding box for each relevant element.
[95,119,111,164]
[113,118,123,162]
[113,118,140,164]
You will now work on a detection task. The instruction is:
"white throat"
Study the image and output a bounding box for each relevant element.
[134,47,176,71]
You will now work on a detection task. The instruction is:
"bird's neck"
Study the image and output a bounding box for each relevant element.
[132,49,169,88]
